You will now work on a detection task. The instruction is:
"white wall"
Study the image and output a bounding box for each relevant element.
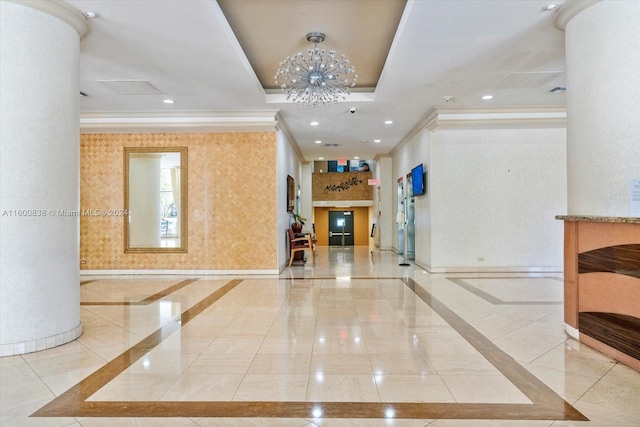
[392,130,432,264]
[276,129,303,269]
[393,125,567,272]
[375,156,394,250]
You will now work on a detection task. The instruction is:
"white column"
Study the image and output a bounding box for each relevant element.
[0,2,89,355]
[128,154,162,247]
[556,0,640,216]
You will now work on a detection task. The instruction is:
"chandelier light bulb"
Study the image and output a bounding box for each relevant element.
[275,32,358,107]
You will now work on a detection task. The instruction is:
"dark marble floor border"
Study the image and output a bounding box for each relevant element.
[447,278,564,306]
[33,277,586,421]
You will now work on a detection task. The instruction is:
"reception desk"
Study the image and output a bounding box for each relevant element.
[556,215,640,370]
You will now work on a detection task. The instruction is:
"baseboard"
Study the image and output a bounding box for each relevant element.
[80,269,280,276]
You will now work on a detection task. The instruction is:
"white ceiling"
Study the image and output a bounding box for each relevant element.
[66,0,567,162]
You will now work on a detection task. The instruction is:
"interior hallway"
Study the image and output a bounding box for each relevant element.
[1,246,638,426]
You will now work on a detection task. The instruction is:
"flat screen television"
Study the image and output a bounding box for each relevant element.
[411,163,426,196]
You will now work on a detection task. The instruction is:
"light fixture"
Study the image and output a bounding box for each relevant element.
[310,121,319,126]
[315,140,322,144]
[162,99,174,104]
[275,32,358,107]
[373,139,381,143]
[542,3,560,11]
[384,120,393,124]
[482,94,493,100]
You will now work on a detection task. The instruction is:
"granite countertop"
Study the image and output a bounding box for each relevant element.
[556,215,640,224]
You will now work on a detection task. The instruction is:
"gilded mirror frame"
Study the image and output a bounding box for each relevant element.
[123,146,188,253]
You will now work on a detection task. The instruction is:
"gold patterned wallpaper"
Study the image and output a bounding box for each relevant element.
[312,172,373,201]
[80,132,277,271]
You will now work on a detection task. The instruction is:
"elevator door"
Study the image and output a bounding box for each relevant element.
[328,211,354,246]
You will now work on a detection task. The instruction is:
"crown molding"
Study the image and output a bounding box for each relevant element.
[424,106,567,130]
[79,111,280,134]
[265,89,376,104]
[553,0,601,31]
[391,106,566,156]
[4,0,90,39]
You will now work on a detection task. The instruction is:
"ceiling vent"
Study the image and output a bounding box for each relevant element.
[324,143,339,147]
[98,80,164,95]
[550,86,566,93]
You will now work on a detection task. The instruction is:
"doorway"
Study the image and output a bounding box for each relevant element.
[406,173,415,260]
[328,210,354,246]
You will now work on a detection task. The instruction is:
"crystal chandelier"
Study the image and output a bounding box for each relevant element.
[274,32,358,107]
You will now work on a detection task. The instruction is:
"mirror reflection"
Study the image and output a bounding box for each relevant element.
[124,147,187,253]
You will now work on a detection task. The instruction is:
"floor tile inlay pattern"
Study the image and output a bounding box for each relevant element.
[4,248,639,425]
[30,273,586,422]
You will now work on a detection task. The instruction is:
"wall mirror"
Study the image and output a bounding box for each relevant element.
[287,175,295,212]
[124,147,188,253]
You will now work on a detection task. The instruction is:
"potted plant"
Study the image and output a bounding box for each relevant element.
[290,212,306,233]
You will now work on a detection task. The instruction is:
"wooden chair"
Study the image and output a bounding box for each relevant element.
[288,228,314,266]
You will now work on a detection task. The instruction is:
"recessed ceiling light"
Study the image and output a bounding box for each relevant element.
[83,11,100,18]
[542,3,560,11]
[315,140,322,144]
[384,120,393,125]
[163,99,174,104]
[318,157,324,160]
[373,139,381,143]
[482,95,493,100]
[354,156,360,160]
[310,121,319,126]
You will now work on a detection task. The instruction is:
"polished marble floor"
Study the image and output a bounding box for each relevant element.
[1,247,639,426]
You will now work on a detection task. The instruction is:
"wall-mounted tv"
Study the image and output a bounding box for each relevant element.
[411,163,426,196]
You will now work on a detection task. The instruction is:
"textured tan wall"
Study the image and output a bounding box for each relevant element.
[80,132,277,270]
[312,172,373,201]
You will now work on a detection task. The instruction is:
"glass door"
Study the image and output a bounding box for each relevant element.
[397,178,404,254]
[406,173,415,260]
[328,210,354,246]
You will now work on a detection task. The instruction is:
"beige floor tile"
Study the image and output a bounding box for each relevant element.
[369,352,437,375]
[125,352,199,375]
[87,372,179,401]
[233,374,309,401]
[312,419,433,426]
[440,374,531,403]
[258,336,315,354]
[247,352,312,375]
[185,353,254,374]
[529,341,616,380]
[426,353,499,376]
[160,373,244,401]
[311,353,373,375]
[203,336,264,354]
[577,379,640,419]
[523,363,599,403]
[312,334,368,355]
[306,374,380,402]
[374,374,455,403]
[195,418,315,427]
